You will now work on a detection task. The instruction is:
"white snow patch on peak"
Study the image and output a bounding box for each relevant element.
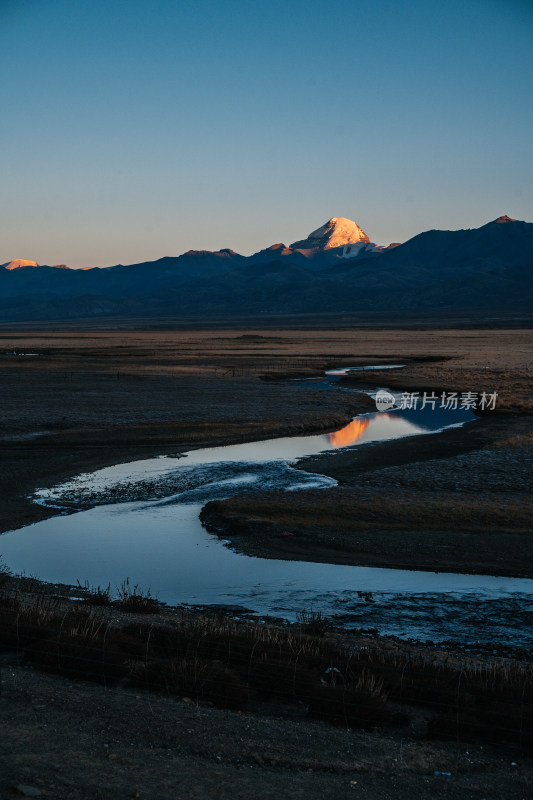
[290,217,370,250]
[3,259,39,270]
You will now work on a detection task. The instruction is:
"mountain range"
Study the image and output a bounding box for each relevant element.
[1,215,531,322]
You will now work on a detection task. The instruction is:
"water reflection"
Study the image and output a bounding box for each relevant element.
[1,499,530,645]
[327,405,465,450]
[31,405,471,506]
[2,382,512,645]
[326,364,405,376]
[329,416,370,447]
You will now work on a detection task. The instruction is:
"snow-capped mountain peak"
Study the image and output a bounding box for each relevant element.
[290,217,370,250]
[2,259,39,270]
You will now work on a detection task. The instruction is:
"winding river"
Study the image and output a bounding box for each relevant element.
[1,370,531,646]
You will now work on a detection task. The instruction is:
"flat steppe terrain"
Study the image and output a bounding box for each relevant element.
[1,328,530,572]
[0,327,532,799]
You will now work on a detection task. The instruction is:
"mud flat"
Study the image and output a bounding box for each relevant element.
[1,368,530,645]
[194,329,533,577]
[0,373,365,535]
[202,413,533,577]
[1,328,532,799]
[1,327,531,576]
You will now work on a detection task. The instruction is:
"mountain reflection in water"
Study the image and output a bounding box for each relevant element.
[3,389,516,645]
[329,416,371,447]
[327,410,435,449]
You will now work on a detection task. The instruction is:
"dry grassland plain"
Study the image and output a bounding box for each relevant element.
[0,327,532,799]
[0,328,531,573]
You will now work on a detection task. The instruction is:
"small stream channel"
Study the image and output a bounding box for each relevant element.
[1,368,531,646]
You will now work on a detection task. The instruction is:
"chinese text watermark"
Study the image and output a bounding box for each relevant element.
[375,390,498,412]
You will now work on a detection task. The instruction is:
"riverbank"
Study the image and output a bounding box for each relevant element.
[1,327,531,575]
[202,412,533,577]
[1,328,532,799]
[0,372,366,535]
[1,577,532,799]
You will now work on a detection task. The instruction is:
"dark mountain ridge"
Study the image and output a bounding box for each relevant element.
[1,216,531,321]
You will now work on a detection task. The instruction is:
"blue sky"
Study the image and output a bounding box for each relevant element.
[1,0,532,267]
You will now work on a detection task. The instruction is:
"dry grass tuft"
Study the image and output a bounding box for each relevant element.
[0,589,530,749]
[116,579,161,614]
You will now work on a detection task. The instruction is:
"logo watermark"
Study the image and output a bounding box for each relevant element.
[374,390,498,412]
[375,389,396,412]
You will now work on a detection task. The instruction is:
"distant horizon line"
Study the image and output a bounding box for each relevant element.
[1,213,526,271]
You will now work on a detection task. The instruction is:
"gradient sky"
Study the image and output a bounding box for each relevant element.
[1,0,532,267]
